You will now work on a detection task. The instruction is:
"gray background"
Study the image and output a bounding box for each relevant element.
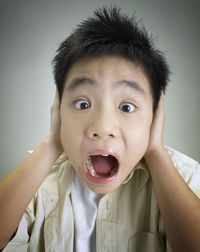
[0,0,200,182]
[0,0,199,251]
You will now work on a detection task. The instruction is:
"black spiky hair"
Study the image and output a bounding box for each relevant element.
[53,6,170,111]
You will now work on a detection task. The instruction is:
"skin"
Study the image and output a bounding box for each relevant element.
[60,56,154,194]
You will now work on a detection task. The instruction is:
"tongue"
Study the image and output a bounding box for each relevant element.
[90,155,113,176]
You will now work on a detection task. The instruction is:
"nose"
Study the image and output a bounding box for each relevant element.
[86,109,120,140]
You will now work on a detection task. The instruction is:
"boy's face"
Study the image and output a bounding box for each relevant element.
[60,56,153,194]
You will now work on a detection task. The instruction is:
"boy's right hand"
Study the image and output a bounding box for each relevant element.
[0,90,64,249]
[47,90,63,154]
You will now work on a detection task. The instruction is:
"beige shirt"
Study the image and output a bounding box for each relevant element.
[3,147,200,252]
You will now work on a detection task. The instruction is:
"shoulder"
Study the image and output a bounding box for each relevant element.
[166,146,199,168]
[42,152,74,182]
[28,152,74,219]
[41,152,74,195]
[165,146,200,197]
[27,151,74,211]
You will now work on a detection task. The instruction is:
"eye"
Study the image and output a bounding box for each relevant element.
[74,99,91,110]
[119,102,136,113]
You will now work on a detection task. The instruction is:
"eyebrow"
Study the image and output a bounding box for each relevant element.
[66,77,95,92]
[66,76,145,96]
[117,80,145,95]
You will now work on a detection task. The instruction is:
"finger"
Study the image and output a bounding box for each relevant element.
[54,90,59,100]
[155,91,165,115]
[53,90,60,107]
[153,91,165,125]
[158,91,165,123]
[159,91,164,106]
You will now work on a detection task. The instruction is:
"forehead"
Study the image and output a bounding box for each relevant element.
[64,56,152,97]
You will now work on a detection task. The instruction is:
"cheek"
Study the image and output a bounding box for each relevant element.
[60,115,78,154]
[129,128,149,147]
[126,117,152,152]
[60,113,87,165]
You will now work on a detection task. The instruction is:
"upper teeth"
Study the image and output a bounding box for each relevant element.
[86,156,96,176]
[102,154,109,157]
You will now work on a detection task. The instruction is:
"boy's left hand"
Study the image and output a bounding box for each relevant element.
[145,91,165,158]
[143,92,200,252]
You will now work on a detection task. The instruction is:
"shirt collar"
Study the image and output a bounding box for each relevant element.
[54,153,150,192]
[122,158,150,191]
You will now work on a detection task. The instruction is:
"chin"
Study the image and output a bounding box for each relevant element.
[84,175,124,195]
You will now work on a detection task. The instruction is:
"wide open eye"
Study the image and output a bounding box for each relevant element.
[74,99,91,110]
[119,102,136,113]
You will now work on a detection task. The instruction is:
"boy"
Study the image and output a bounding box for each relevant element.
[0,6,200,252]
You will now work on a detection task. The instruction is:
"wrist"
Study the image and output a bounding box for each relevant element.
[144,146,168,171]
[43,135,64,156]
[144,146,173,177]
[145,145,166,160]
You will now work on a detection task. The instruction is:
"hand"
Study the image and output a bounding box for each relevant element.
[47,90,63,153]
[145,91,165,158]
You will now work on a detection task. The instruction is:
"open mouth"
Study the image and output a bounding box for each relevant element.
[85,154,119,184]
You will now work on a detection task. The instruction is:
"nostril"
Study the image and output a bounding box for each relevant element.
[109,133,115,138]
[92,133,99,138]
[92,133,115,138]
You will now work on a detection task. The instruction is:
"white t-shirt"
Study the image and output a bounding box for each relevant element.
[71,173,103,252]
